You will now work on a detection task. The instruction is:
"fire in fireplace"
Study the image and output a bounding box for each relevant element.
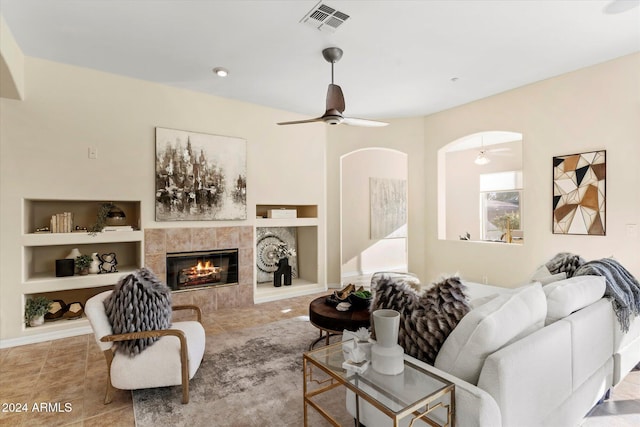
[166,248,238,291]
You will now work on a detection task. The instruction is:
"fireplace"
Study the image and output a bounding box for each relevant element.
[166,248,239,291]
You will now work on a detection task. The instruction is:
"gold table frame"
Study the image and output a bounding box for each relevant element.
[303,340,455,427]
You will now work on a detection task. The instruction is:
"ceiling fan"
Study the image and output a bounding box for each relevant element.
[474,137,513,165]
[277,47,388,127]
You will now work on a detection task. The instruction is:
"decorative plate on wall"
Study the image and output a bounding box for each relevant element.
[256,227,298,283]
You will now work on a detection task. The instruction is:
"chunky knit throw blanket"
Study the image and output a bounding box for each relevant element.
[371,273,470,365]
[574,258,640,332]
[104,268,172,356]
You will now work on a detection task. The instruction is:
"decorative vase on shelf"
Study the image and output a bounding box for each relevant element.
[29,315,45,327]
[66,248,81,260]
[371,309,405,375]
[105,204,127,226]
[89,253,100,274]
[273,257,293,287]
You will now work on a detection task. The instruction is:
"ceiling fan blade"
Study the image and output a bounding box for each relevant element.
[277,117,325,125]
[342,117,389,127]
[326,84,345,113]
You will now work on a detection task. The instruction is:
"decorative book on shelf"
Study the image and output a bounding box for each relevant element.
[102,226,134,232]
[50,212,74,233]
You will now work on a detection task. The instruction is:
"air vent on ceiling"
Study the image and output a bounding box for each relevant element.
[300,1,350,33]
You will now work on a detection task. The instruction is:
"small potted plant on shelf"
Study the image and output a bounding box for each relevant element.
[88,202,117,235]
[75,254,93,275]
[25,296,51,327]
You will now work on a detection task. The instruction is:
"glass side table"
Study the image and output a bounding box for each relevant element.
[303,340,455,427]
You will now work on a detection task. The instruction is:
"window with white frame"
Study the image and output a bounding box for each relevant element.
[480,171,522,241]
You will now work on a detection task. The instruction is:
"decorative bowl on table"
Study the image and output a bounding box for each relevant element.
[348,290,372,310]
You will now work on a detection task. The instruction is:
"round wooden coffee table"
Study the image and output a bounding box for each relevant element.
[308,295,371,350]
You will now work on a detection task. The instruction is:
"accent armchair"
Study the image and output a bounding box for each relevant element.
[85,290,206,404]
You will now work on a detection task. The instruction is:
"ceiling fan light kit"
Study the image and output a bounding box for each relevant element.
[475,152,490,165]
[277,47,388,128]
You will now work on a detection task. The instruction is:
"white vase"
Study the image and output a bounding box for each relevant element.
[66,248,81,259]
[371,309,405,375]
[89,253,100,274]
[29,315,44,327]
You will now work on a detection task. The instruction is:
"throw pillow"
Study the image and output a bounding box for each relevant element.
[544,275,606,324]
[434,282,547,385]
[530,264,567,285]
[544,252,585,277]
[104,268,172,356]
[371,273,471,365]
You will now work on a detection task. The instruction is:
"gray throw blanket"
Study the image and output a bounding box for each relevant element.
[574,258,640,332]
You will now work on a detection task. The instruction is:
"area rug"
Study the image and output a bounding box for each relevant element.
[132,316,348,426]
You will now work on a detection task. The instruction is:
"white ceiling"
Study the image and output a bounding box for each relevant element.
[1,0,638,119]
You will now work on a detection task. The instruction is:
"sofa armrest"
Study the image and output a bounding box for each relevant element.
[478,320,572,427]
[346,354,501,427]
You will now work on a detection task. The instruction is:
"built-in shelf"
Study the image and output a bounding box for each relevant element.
[255,218,318,227]
[255,204,317,219]
[24,268,137,292]
[254,203,322,303]
[254,279,325,304]
[22,230,143,246]
[19,198,142,341]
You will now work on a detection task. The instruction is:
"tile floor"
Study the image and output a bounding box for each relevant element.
[1,292,638,427]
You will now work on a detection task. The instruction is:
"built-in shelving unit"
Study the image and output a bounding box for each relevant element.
[254,204,324,303]
[21,199,142,339]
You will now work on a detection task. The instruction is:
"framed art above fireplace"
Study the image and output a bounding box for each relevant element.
[155,127,247,221]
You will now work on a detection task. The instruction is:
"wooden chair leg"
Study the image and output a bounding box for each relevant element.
[103,349,116,404]
[179,337,190,404]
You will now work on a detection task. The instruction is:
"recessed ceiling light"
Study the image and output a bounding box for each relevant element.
[212,67,229,77]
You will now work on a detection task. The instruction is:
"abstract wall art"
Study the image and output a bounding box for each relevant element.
[255,227,298,283]
[552,150,606,235]
[370,177,408,239]
[155,127,247,221]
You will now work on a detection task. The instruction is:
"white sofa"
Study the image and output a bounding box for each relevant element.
[346,278,640,427]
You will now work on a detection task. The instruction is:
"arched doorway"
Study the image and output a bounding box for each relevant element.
[340,148,409,286]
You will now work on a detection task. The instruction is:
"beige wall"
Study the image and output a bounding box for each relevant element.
[326,119,427,285]
[424,53,640,286]
[0,57,326,341]
[0,15,24,100]
[341,148,408,279]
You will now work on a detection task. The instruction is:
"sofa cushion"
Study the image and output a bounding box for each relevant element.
[531,264,568,285]
[543,275,606,324]
[371,273,471,365]
[104,268,172,355]
[434,283,547,385]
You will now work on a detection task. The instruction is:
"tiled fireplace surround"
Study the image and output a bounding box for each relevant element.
[144,226,254,314]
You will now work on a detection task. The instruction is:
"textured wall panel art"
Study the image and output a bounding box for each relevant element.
[155,127,247,221]
[552,150,606,235]
[370,177,408,239]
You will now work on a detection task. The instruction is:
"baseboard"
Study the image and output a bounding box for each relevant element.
[0,324,92,349]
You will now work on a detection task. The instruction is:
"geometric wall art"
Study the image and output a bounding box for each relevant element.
[155,127,247,221]
[552,150,606,235]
